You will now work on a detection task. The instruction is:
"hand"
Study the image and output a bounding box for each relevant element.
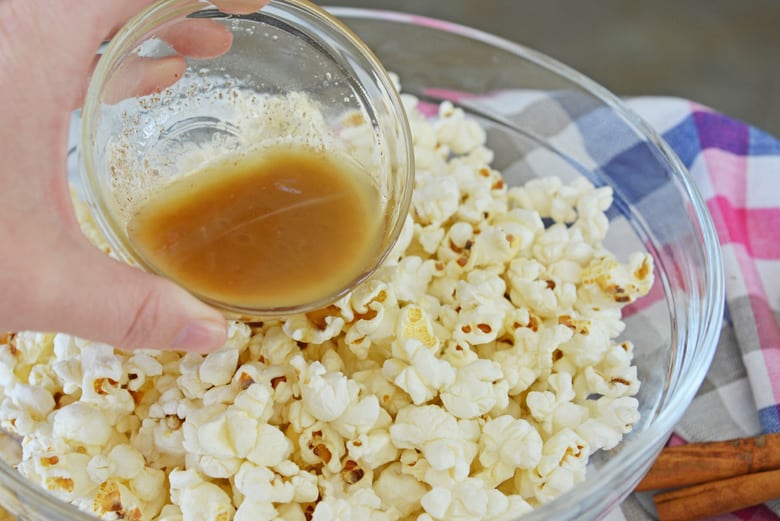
[103,0,272,103]
[0,0,268,352]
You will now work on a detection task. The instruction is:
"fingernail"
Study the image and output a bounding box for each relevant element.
[172,321,226,353]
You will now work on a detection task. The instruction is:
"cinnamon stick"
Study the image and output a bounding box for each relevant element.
[635,432,780,491]
[654,468,780,521]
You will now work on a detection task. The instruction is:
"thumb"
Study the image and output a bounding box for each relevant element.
[42,241,227,352]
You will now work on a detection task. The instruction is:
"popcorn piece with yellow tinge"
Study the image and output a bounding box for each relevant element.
[516,428,590,504]
[346,428,399,471]
[526,372,589,436]
[169,469,235,521]
[420,478,532,521]
[382,339,456,405]
[440,360,508,420]
[373,463,426,518]
[283,311,345,345]
[580,252,655,308]
[52,402,114,449]
[390,405,477,483]
[477,416,543,488]
[413,171,460,227]
[435,101,487,155]
[296,361,354,423]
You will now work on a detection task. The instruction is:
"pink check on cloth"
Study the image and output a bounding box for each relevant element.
[613,98,780,521]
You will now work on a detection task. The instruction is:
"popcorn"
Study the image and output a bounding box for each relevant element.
[580,253,655,308]
[157,504,184,521]
[283,310,345,345]
[125,352,162,392]
[467,226,515,269]
[170,470,235,521]
[440,360,508,419]
[223,321,252,352]
[413,172,460,227]
[129,467,166,504]
[89,479,146,521]
[420,478,529,521]
[313,485,396,521]
[234,500,277,521]
[298,423,346,474]
[2,85,655,521]
[331,393,383,439]
[347,429,399,471]
[520,428,590,504]
[508,177,580,223]
[177,352,207,400]
[19,452,94,502]
[587,396,641,438]
[199,349,239,388]
[382,339,455,405]
[489,349,537,397]
[581,364,639,398]
[232,382,273,422]
[247,329,286,367]
[508,258,569,317]
[106,444,145,480]
[343,281,399,360]
[436,101,487,155]
[297,361,354,422]
[389,257,438,304]
[526,372,588,435]
[351,369,411,416]
[390,405,478,482]
[373,463,426,518]
[13,331,55,368]
[52,402,114,449]
[8,383,55,421]
[415,223,446,254]
[246,424,292,467]
[234,463,296,504]
[477,416,542,487]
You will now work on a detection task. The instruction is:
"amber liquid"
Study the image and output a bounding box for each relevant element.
[127,146,383,309]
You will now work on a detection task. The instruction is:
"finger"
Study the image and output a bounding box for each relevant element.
[102,54,187,104]
[212,0,270,14]
[79,21,225,108]
[158,19,234,59]
[104,18,235,59]
[102,0,270,40]
[37,241,227,353]
[87,0,270,106]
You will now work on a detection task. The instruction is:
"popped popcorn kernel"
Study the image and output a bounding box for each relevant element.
[2,83,654,521]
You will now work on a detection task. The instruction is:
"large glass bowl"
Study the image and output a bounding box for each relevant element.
[0,7,723,521]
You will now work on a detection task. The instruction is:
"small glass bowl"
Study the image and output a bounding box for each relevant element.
[79,0,414,318]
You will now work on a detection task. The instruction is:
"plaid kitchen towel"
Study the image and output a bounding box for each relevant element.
[610,98,780,520]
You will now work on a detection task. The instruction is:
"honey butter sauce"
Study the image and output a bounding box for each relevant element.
[127,145,384,309]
